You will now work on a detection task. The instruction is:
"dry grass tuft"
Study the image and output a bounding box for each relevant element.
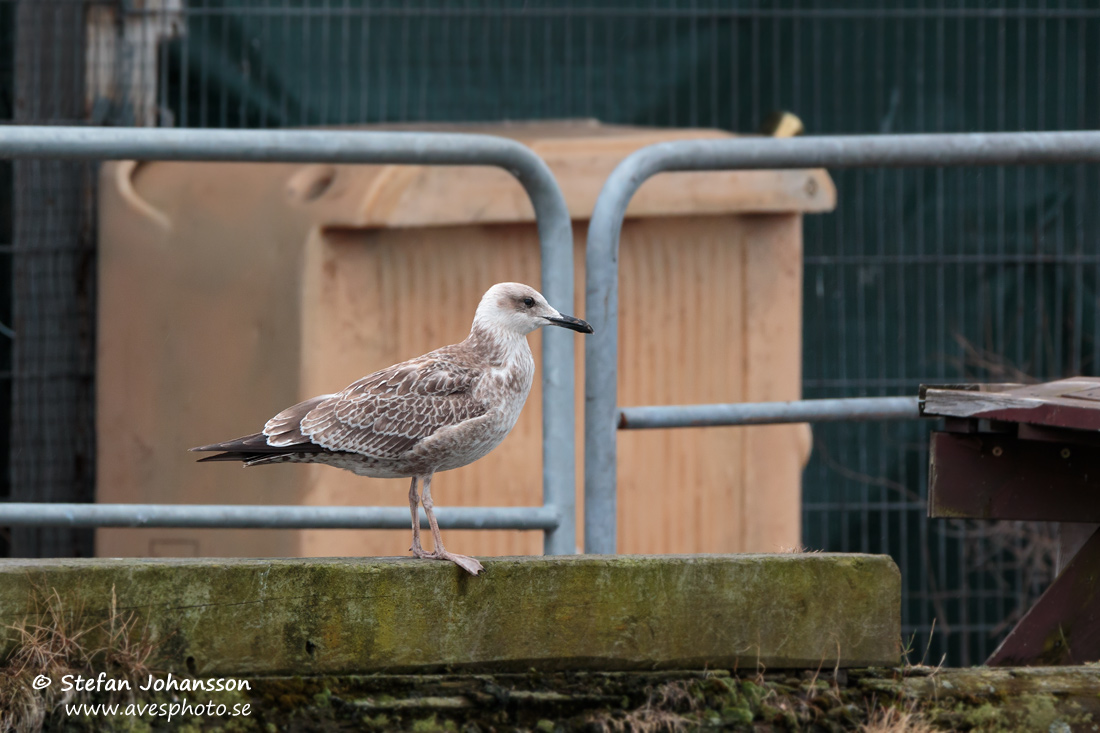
[777,544,823,554]
[0,583,158,733]
[861,703,935,733]
[586,680,699,733]
[604,707,692,733]
[97,587,157,683]
[646,680,697,712]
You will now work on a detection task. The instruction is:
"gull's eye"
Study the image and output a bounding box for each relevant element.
[523,297,535,308]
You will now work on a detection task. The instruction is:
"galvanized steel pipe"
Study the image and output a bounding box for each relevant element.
[585,131,1100,554]
[618,397,921,430]
[0,503,559,530]
[0,126,576,549]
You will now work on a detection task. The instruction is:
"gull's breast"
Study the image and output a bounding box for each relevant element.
[418,352,535,473]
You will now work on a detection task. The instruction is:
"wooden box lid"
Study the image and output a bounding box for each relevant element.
[276,120,836,228]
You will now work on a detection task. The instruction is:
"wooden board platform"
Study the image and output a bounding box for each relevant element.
[922,378,1100,666]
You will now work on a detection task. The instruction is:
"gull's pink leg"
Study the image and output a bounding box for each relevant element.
[408,476,424,555]
[420,474,483,576]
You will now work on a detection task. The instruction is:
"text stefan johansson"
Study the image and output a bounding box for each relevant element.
[60,672,251,693]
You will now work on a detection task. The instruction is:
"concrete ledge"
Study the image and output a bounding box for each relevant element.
[0,554,899,675]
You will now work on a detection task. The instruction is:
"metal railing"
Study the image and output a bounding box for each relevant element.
[0,125,578,554]
[617,397,921,430]
[7,128,1100,558]
[0,504,557,530]
[583,131,1100,554]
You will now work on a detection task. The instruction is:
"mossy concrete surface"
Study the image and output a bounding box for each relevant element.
[29,666,1100,732]
[0,553,899,676]
[865,665,1100,731]
[234,666,1100,732]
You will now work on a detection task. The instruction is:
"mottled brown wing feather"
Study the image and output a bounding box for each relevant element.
[296,354,489,459]
[262,395,332,447]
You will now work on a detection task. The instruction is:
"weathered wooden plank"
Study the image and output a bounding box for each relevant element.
[741,215,811,551]
[929,432,1100,522]
[285,122,836,228]
[987,526,1100,666]
[922,378,1100,431]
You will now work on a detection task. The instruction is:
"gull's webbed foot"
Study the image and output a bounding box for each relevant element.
[436,551,483,576]
[410,546,483,576]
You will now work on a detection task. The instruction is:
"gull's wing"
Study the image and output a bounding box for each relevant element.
[289,355,490,459]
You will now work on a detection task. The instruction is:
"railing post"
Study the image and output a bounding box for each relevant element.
[0,126,578,550]
[584,131,1100,555]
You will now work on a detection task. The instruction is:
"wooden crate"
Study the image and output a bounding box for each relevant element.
[96,121,835,558]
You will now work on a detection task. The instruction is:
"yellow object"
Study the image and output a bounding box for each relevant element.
[761,111,805,138]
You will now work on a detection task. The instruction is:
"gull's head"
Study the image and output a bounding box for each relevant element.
[473,282,594,336]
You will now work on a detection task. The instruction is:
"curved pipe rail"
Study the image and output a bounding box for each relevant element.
[585,131,1100,554]
[0,126,576,553]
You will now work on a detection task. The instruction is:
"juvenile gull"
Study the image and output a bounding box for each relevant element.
[191,282,593,575]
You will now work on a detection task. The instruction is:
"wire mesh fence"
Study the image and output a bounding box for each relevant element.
[4,0,1099,665]
[2,1,99,560]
